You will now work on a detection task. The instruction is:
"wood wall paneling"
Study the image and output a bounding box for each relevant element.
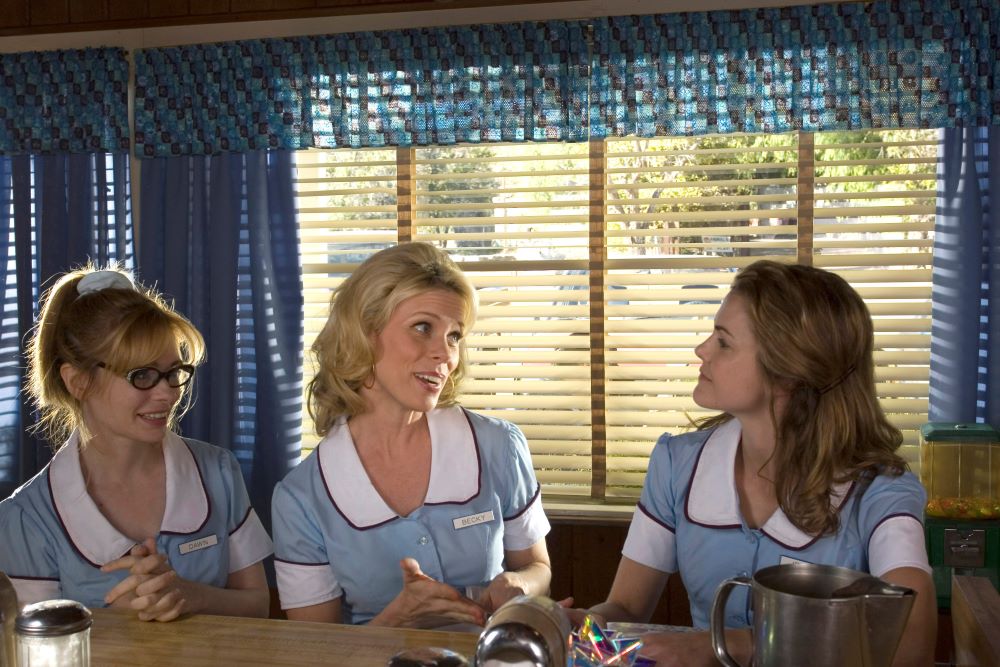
[0,2,29,29]
[107,0,149,21]
[548,523,693,627]
[28,0,71,26]
[0,0,583,36]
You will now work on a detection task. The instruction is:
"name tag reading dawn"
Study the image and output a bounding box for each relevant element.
[179,534,219,555]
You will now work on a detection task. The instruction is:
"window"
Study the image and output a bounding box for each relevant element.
[293,129,937,507]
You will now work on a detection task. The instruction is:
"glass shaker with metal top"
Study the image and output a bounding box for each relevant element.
[15,600,91,667]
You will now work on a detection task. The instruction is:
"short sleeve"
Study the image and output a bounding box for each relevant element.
[621,432,679,573]
[218,449,273,573]
[859,471,931,576]
[496,420,550,551]
[271,478,343,610]
[0,499,61,605]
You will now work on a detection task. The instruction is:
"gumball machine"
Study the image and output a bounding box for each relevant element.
[920,422,1000,607]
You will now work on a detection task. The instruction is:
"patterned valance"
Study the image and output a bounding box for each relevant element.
[133,22,589,156]
[589,0,1000,137]
[133,0,998,155]
[0,48,130,155]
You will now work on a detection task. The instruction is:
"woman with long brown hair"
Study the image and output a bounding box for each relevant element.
[587,260,935,666]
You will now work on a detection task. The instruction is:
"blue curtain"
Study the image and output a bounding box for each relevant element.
[930,127,1000,425]
[0,153,133,498]
[137,150,302,532]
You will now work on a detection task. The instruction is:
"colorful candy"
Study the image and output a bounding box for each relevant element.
[926,496,1000,519]
[570,616,654,667]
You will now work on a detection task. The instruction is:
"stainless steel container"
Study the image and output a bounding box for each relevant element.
[710,563,915,667]
[474,595,571,667]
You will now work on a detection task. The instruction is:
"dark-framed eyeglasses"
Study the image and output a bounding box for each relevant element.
[98,363,195,390]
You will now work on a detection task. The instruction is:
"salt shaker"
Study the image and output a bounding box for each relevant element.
[15,600,91,667]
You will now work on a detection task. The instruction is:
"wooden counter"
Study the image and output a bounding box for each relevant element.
[90,608,479,666]
[951,575,1000,667]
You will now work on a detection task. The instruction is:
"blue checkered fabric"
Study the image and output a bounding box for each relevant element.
[0,48,129,155]
[132,0,998,156]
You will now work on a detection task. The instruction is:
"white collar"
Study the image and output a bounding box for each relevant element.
[317,406,481,529]
[685,419,853,550]
[49,431,210,566]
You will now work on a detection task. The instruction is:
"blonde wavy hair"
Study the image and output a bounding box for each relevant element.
[308,242,477,436]
[27,264,205,447]
[699,260,905,536]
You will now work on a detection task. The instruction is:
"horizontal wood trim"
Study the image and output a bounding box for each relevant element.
[0,0,583,37]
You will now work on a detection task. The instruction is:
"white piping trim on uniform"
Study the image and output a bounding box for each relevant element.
[274,559,343,610]
[317,406,479,529]
[868,514,932,576]
[49,430,209,566]
[686,419,851,549]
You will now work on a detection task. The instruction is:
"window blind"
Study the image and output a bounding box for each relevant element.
[293,129,937,505]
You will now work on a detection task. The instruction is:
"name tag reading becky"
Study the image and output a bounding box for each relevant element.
[453,510,494,530]
[179,534,219,555]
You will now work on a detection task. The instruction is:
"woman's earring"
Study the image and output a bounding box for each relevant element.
[363,361,377,389]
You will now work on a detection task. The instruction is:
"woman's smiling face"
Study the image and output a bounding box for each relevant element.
[78,348,184,447]
[364,288,466,417]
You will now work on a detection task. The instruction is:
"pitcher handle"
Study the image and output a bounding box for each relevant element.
[710,576,751,667]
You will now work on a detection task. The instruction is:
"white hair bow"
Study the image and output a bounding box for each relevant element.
[76,270,136,296]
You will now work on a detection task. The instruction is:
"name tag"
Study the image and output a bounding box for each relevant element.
[453,510,494,530]
[179,534,219,555]
[779,555,810,566]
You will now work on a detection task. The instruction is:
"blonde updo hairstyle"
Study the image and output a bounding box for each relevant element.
[700,260,906,536]
[308,242,478,436]
[27,265,205,447]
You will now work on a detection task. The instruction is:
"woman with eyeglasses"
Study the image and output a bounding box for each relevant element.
[0,266,273,620]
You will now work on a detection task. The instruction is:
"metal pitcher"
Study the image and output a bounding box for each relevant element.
[0,572,18,667]
[710,563,915,667]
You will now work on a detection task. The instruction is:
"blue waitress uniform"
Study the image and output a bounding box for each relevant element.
[271,405,550,624]
[0,431,273,608]
[622,418,932,629]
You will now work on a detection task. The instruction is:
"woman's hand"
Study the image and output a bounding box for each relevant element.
[637,629,750,667]
[476,540,553,614]
[476,570,530,614]
[562,605,606,630]
[371,558,488,628]
[101,537,190,622]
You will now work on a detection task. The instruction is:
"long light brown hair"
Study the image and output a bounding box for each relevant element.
[308,242,477,436]
[27,265,205,447]
[699,260,905,536]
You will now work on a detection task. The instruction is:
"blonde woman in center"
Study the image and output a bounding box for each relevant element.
[272,242,552,627]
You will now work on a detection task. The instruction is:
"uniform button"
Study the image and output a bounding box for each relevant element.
[418,536,429,546]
